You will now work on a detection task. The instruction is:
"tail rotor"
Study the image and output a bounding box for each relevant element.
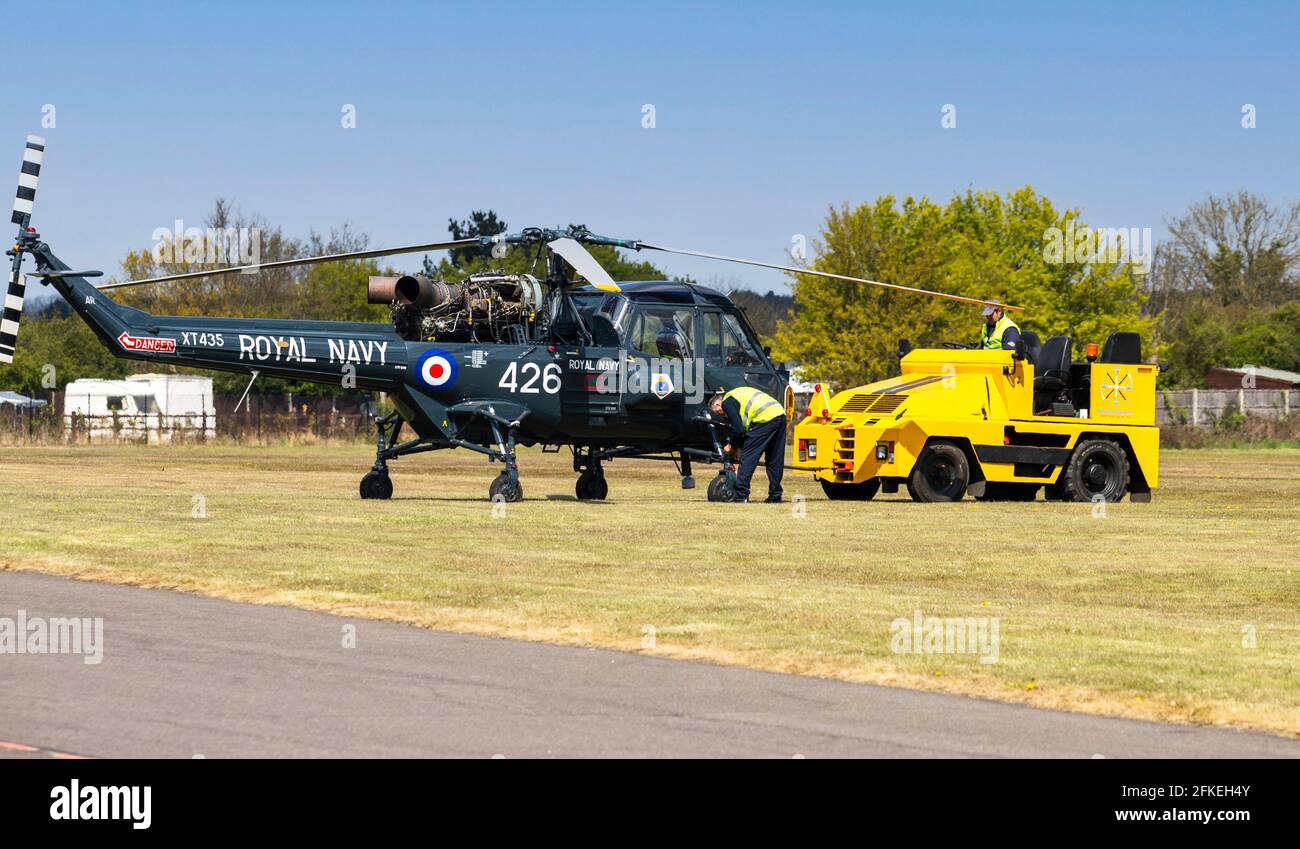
[1,134,43,364]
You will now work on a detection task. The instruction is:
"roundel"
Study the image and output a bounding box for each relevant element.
[416,349,458,390]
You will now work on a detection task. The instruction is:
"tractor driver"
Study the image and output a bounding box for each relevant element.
[709,387,786,503]
[980,301,1021,350]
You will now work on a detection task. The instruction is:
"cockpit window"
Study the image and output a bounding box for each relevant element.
[628,306,695,359]
[702,311,763,367]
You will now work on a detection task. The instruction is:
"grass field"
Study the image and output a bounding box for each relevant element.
[2,443,1297,736]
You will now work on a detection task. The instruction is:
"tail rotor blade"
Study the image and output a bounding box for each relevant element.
[12,134,43,228]
[2,135,43,363]
[0,268,25,364]
[638,243,1022,312]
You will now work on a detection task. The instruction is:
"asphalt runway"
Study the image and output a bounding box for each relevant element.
[1,570,1295,758]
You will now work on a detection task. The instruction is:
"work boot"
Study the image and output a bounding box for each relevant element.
[763,495,783,504]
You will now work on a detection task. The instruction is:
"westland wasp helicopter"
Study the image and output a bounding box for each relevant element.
[3,134,1011,502]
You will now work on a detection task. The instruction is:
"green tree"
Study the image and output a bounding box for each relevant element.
[1146,192,1300,386]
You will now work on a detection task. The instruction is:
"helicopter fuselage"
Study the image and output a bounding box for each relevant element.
[30,239,789,489]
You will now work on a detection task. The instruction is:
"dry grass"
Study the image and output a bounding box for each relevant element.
[1,443,1297,736]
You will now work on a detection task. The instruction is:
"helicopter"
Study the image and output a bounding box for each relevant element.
[3,134,1013,502]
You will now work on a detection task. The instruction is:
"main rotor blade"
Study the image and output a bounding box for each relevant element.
[547,238,621,293]
[638,243,1023,312]
[96,238,481,291]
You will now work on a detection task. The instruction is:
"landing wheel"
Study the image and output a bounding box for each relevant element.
[820,478,880,501]
[706,472,736,502]
[489,472,523,503]
[576,470,609,501]
[1062,439,1128,502]
[907,441,970,502]
[359,470,393,500]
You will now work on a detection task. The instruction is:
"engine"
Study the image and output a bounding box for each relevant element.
[368,272,546,344]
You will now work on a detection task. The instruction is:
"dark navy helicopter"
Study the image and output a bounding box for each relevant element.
[3,134,998,502]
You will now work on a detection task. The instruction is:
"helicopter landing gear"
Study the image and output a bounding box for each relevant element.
[707,469,738,502]
[360,412,402,500]
[359,470,393,500]
[490,472,523,503]
[574,446,608,500]
[575,469,608,501]
[487,418,523,503]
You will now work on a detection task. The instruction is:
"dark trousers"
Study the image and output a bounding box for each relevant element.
[735,417,786,501]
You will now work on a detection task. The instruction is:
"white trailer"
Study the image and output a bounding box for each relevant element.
[63,374,216,442]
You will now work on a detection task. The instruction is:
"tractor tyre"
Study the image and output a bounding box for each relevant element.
[906,441,970,502]
[1061,438,1129,503]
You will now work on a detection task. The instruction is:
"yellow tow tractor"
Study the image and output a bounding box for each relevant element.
[794,331,1160,502]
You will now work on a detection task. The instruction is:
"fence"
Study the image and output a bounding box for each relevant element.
[3,387,1293,444]
[0,392,379,445]
[1158,389,1292,427]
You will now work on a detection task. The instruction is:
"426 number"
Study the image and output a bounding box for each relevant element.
[498,361,562,394]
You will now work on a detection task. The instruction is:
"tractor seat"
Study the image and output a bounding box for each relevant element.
[1100,331,1142,364]
[1033,335,1073,414]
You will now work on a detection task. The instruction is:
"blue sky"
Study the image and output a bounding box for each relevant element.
[5,0,1297,302]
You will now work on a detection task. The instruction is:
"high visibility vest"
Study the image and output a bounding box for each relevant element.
[724,386,784,430]
[981,313,1020,350]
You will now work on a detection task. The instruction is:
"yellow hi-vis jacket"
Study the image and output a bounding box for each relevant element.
[981,313,1020,350]
[724,386,784,430]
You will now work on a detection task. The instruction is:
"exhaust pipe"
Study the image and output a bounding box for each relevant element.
[368,275,463,309]
[366,276,400,304]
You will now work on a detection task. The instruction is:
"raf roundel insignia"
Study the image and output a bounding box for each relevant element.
[416,349,457,390]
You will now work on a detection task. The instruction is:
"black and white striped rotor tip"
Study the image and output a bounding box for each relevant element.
[0,268,24,364]
[12,134,44,227]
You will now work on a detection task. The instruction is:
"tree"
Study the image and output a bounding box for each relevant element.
[1147,191,1300,315]
[729,289,793,345]
[774,187,1154,390]
[428,210,509,271]
[1146,192,1300,386]
[115,199,303,318]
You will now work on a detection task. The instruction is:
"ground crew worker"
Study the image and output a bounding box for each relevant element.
[980,302,1021,350]
[708,386,786,503]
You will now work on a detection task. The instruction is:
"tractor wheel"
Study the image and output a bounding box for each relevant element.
[1062,439,1129,503]
[575,470,609,501]
[906,441,969,502]
[706,473,736,502]
[489,472,523,503]
[979,482,1040,502]
[359,471,393,500]
[820,478,880,501]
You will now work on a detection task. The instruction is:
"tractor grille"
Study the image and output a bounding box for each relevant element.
[839,393,906,415]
